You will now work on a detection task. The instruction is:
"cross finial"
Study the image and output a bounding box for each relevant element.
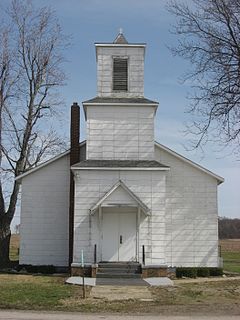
[119,28,123,35]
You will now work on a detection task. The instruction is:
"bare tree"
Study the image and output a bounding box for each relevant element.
[218,217,240,239]
[167,0,240,155]
[0,0,68,266]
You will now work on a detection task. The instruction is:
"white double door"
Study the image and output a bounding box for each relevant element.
[102,211,137,262]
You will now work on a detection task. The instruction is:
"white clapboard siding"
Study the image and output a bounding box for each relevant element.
[19,155,70,266]
[97,46,144,98]
[155,145,219,267]
[86,105,155,160]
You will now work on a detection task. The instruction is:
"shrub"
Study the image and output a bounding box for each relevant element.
[18,264,56,274]
[209,267,223,276]
[176,267,223,278]
[176,267,197,278]
[197,267,210,277]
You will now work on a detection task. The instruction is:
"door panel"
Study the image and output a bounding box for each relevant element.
[102,211,136,262]
[102,213,118,261]
[119,212,136,261]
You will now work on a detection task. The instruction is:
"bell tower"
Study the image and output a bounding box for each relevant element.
[95,29,145,98]
[83,31,158,160]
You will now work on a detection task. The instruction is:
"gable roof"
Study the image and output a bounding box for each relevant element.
[90,180,150,215]
[15,140,224,184]
[15,150,70,182]
[155,141,224,184]
[15,141,83,182]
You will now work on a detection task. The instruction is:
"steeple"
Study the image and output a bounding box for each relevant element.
[113,28,128,44]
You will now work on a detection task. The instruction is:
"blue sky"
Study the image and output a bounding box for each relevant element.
[7,0,239,226]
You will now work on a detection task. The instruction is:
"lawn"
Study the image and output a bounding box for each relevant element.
[0,274,239,315]
[0,275,79,310]
[3,236,240,315]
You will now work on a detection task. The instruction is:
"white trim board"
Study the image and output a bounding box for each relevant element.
[82,102,159,106]
[72,167,169,171]
[95,43,146,48]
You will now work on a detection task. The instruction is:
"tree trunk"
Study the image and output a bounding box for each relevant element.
[0,180,19,266]
[0,220,11,267]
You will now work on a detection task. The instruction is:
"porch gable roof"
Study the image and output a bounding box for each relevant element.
[90,180,150,215]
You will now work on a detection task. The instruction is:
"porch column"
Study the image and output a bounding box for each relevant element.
[99,206,103,262]
[137,206,141,262]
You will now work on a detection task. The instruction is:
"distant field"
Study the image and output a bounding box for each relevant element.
[220,239,240,274]
[220,239,240,252]
[10,234,20,261]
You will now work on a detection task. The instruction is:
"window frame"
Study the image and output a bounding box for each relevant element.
[112,56,129,92]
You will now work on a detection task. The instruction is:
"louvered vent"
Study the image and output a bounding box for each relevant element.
[113,58,128,91]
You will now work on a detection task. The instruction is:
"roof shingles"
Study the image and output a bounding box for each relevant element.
[71,160,169,168]
[82,97,158,104]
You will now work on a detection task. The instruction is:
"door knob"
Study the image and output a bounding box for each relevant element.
[120,235,123,244]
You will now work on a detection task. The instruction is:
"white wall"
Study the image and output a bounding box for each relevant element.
[96,46,145,98]
[86,105,155,160]
[73,169,167,265]
[19,140,220,268]
[155,145,219,267]
[19,155,70,266]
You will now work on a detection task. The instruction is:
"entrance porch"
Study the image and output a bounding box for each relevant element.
[90,180,150,263]
[72,177,168,277]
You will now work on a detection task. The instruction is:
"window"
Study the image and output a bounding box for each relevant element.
[113,58,128,91]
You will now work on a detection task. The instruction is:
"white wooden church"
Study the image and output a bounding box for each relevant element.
[17,32,224,276]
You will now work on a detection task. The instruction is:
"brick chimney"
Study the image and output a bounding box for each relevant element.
[69,102,80,268]
[70,102,80,165]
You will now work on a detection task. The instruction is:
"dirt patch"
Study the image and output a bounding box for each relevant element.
[151,279,240,304]
[62,279,240,315]
[90,285,152,301]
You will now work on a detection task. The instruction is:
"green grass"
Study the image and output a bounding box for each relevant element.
[222,251,240,273]
[0,275,79,310]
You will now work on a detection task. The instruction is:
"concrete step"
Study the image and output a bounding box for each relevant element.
[98,262,140,269]
[97,268,140,274]
[97,262,142,279]
[97,273,142,279]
